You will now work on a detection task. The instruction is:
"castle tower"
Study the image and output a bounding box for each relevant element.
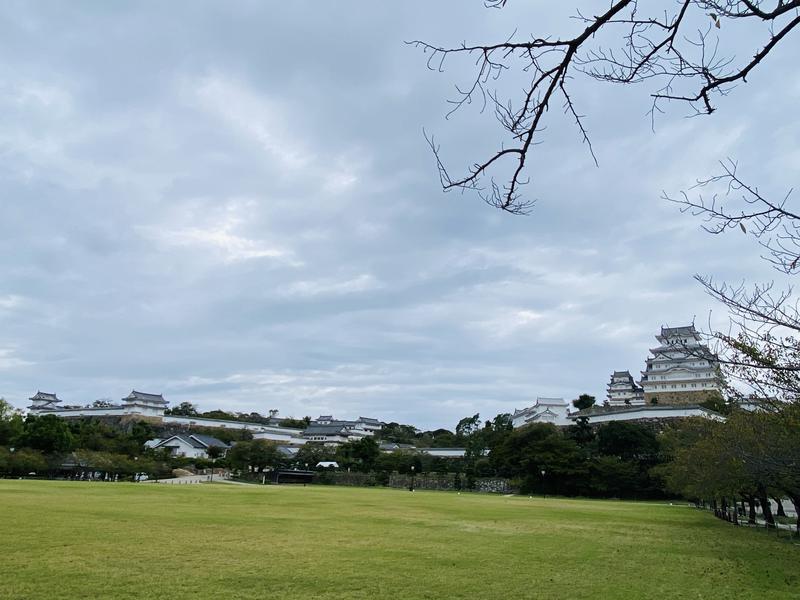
[121,390,168,417]
[639,325,722,405]
[28,391,62,413]
[606,371,644,406]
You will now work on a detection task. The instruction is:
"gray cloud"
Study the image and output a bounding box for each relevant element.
[0,1,797,429]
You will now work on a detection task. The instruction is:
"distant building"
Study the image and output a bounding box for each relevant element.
[146,434,230,459]
[28,390,166,418]
[378,443,468,458]
[25,390,308,443]
[606,371,644,407]
[569,404,724,425]
[302,420,371,445]
[28,391,62,412]
[356,416,383,433]
[301,415,382,446]
[512,398,571,428]
[120,390,168,417]
[639,325,722,405]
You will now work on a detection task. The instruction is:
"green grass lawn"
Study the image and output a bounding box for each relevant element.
[0,481,797,599]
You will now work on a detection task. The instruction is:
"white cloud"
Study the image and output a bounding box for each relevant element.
[0,295,24,311]
[0,348,33,370]
[281,273,382,298]
[138,200,300,265]
[190,73,312,171]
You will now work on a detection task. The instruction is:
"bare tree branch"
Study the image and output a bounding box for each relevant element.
[413,1,800,213]
[666,160,800,274]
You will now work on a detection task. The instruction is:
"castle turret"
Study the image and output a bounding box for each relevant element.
[28,391,62,413]
[121,390,168,417]
[606,371,644,406]
[639,325,722,405]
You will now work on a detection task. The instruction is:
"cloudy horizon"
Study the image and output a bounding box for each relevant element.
[1,2,797,429]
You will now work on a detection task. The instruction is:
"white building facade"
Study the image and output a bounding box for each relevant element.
[570,404,725,425]
[28,390,167,418]
[146,434,230,459]
[512,398,572,428]
[606,371,645,407]
[639,325,722,404]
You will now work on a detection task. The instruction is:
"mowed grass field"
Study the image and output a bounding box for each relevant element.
[0,481,798,600]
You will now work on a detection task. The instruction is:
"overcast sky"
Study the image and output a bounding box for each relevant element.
[1,2,797,428]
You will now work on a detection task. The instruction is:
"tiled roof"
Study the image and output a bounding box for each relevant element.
[661,325,697,336]
[30,391,60,402]
[303,424,352,436]
[189,434,230,449]
[536,397,566,405]
[124,390,167,404]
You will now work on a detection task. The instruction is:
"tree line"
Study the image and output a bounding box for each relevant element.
[4,393,798,535]
[657,402,800,534]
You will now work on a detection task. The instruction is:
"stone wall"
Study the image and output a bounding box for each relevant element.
[317,471,380,487]
[312,471,514,493]
[387,473,512,493]
[643,389,722,406]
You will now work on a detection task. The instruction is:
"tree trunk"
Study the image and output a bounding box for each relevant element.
[747,495,757,525]
[773,497,787,518]
[788,494,800,536]
[758,488,775,527]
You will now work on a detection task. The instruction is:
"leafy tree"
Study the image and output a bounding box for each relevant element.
[280,417,311,429]
[228,440,282,474]
[379,422,418,444]
[249,440,283,473]
[0,398,14,420]
[491,423,587,495]
[336,437,380,472]
[207,445,225,461]
[596,422,659,462]
[164,402,199,416]
[0,398,24,446]
[573,394,596,411]
[0,446,9,474]
[226,441,251,472]
[656,409,800,531]
[21,415,74,454]
[589,456,641,498]
[8,448,47,476]
[129,420,155,446]
[455,413,481,440]
[294,443,336,469]
[199,409,235,420]
[481,413,513,451]
[567,417,595,447]
[415,428,460,448]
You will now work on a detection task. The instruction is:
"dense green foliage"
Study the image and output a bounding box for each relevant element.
[163,402,310,429]
[573,394,596,411]
[656,403,800,532]
[0,395,675,500]
[1,481,798,600]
